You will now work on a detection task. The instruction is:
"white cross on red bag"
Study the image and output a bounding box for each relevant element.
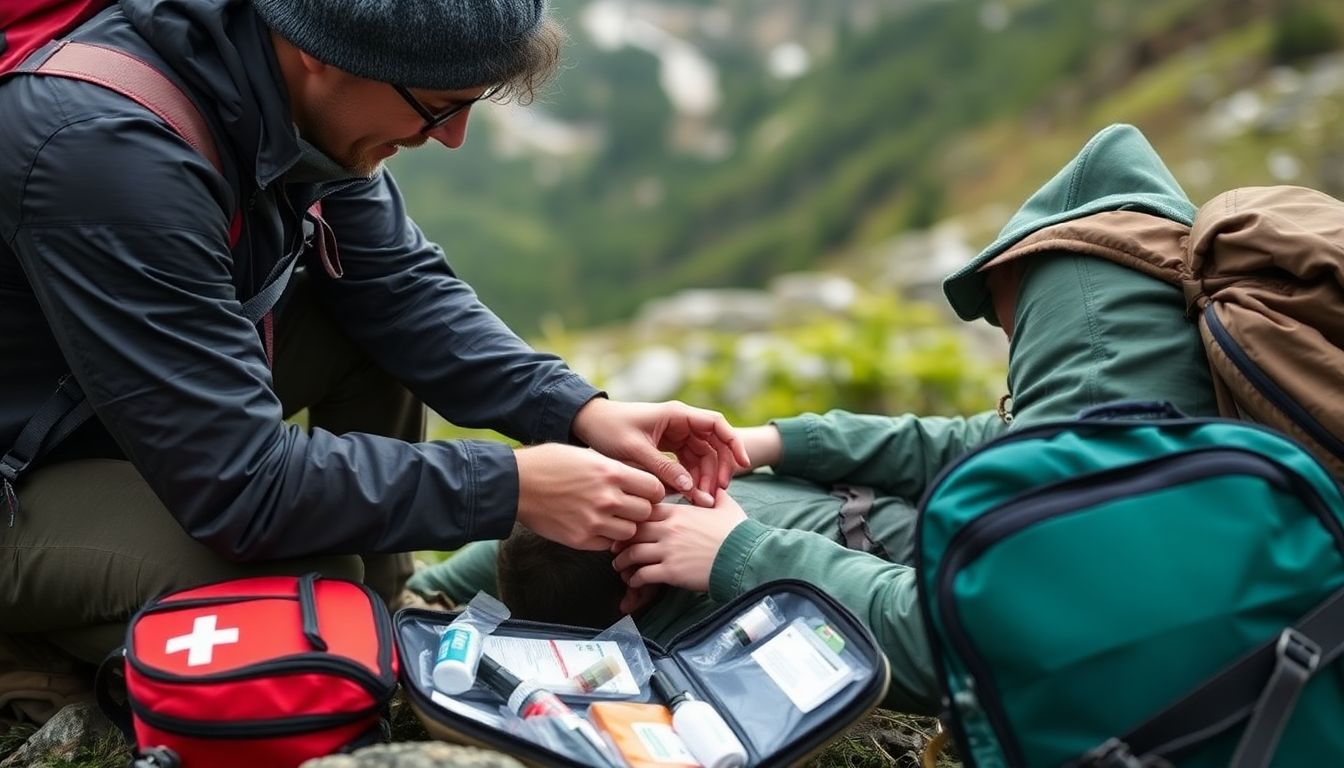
[163,615,240,667]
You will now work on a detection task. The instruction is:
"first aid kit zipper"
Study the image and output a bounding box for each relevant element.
[129,700,383,739]
[127,587,396,699]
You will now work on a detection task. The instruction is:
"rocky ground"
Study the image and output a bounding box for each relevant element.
[0,696,957,768]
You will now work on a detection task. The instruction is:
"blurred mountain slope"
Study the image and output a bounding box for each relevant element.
[388,0,1344,335]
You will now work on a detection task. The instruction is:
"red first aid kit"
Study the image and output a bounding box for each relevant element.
[97,574,399,768]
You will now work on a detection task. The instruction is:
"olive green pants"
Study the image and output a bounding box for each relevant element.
[0,271,421,664]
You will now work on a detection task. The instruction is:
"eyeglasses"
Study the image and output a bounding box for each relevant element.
[393,84,500,134]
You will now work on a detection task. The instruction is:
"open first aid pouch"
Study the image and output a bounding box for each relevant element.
[395,579,890,767]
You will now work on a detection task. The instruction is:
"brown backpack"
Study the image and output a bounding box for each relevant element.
[988,185,1344,480]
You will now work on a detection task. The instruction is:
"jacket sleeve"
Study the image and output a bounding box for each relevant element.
[708,519,940,714]
[11,110,521,560]
[407,541,502,603]
[769,409,1007,499]
[305,172,601,445]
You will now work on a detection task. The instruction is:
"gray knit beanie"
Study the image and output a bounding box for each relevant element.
[251,0,547,90]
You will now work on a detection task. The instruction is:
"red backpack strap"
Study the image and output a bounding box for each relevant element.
[23,40,242,246]
[1,41,246,526]
[32,41,221,172]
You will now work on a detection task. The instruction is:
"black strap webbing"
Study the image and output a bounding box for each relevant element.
[242,251,299,326]
[1082,584,1344,768]
[0,41,295,526]
[833,484,878,553]
[93,646,134,743]
[1,376,88,525]
[1228,626,1325,768]
[0,247,295,525]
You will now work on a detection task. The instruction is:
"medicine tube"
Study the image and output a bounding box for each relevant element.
[651,670,747,768]
[477,654,618,766]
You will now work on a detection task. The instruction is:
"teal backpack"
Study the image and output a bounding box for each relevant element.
[917,402,1344,767]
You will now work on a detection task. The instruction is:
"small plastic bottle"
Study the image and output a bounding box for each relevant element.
[698,596,785,665]
[432,621,482,694]
[431,592,509,695]
[651,670,748,768]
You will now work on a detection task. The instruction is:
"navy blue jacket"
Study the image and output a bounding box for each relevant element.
[0,0,600,559]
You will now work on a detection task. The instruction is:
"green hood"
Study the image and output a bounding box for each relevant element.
[942,123,1195,325]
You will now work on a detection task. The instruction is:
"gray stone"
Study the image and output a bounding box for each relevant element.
[300,742,525,768]
[634,289,776,333]
[0,703,120,767]
[769,272,857,314]
[604,346,685,402]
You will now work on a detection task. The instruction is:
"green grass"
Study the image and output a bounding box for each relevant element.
[811,711,958,768]
[36,730,133,768]
[0,722,130,768]
[0,722,37,758]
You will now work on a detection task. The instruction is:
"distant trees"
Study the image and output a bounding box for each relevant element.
[532,289,1005,428]
[393,0,1344,338]
[1271,0,1341,65]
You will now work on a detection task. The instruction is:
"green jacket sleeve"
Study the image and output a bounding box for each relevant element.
[407,540,501,603]
[770,409,1006,499]
[708,519,939,714]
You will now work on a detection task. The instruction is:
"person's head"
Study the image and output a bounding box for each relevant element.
[253,0,564,176]
[497,525,660,629]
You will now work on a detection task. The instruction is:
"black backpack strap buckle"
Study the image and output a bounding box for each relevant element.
[1275,627,1320,676]
[128,746,181,768]
[1080,738,1173,768]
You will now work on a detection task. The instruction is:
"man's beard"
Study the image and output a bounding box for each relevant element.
[346,134,431,177]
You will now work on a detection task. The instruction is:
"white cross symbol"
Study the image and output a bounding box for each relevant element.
[164,615,240,667]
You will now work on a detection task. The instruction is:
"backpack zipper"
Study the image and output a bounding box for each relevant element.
[932,447,1344,767]
[1204,305,1344,462]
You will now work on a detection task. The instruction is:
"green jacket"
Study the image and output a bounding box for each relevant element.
[409,473,923,643]
[708,124,1220,713]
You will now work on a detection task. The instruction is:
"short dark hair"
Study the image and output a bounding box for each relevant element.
[493,18,566,106]
[496,524,625,629]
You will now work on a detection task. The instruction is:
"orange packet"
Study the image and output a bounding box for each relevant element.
[588,701,702,767]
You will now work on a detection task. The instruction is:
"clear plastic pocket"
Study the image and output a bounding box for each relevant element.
[672,592,874,757]
[402,615,655,765]
[397,584,882,767]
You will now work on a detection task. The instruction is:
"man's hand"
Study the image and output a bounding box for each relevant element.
[571,399,750,505]
[514,443,666,550]
[611,489,748,597]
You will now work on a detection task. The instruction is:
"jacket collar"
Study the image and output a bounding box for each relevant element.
[118,0,304,190]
